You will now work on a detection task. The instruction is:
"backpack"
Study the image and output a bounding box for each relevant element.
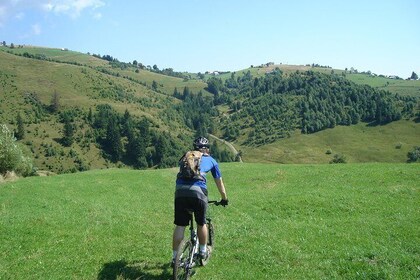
[177,151,204,180]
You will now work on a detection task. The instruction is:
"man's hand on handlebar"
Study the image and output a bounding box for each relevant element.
[220,199,229,207]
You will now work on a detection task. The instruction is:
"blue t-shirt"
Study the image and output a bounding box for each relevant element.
[176,154,222,189]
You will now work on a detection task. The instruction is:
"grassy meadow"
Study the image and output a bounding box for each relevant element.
[239,120,420,164]
[1,46,109,68]
[0,46,208,96]
[1,163,419,279]
[345,74,420,97]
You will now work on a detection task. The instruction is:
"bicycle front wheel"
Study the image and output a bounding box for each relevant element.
[173,239,193,280]
[207,221,215,248]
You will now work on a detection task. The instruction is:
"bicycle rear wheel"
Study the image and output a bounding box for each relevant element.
[173,239,193,280]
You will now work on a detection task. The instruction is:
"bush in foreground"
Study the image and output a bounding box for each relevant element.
[0,124,34,176]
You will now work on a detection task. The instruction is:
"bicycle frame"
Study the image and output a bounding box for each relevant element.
[185,212,199,269]
[173,200,219,279]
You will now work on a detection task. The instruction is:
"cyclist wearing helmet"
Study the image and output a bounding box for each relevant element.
[172,136,228,263]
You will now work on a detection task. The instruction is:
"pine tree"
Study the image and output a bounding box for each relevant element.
[182,87,191,100]
[152,80,158,91]
[62,119,74,146]
[154,134,170,167]
[105,117,122,162]
[121,109,132,137]
[123,115,148,168]
[173,87,180,99]
[15,113,25,140]
[138,118,150,146]
[50,91,60,113]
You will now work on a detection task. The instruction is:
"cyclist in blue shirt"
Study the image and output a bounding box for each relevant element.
[172,136,228,263]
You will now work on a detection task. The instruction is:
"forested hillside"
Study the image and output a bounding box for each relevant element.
[195,69,418,146]
[0,46,419,174]
[0,47,213,174]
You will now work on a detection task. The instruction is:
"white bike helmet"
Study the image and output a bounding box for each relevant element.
[193,136,210,149]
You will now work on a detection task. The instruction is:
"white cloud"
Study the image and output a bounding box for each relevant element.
[0,5,7,27]
[15,12,25,20]
[42,0,105,18]
[0,0,105,27]
[93,12,102,20]
[32,23,41,35]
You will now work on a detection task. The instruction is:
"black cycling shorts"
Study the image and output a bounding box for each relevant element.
[174,197,207,226]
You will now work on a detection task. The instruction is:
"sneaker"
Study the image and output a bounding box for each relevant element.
[198,251,208,260]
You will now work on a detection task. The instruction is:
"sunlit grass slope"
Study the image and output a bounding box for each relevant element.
[239,120,420,164]
[0,46,109,67]
[1,163,419,279]
[0,46,208,96]
[0,49,174,120]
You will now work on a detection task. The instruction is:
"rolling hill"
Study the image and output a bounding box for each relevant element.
[0,46,205,172]
[0,45,419,174]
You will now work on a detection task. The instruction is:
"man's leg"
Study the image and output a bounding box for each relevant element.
[197,223,207,254]
[172,225,186,252]
[196,197,208,256]
[173,196,187,260]
[197,224,207,245]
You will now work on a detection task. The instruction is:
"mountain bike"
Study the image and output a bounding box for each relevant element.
[173,200,220,280]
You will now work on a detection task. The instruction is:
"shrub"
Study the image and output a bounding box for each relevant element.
[330,153,347,164]
[0,124,34,176]
[407,146,420,163]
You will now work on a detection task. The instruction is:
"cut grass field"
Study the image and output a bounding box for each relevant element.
[1,163,419,279]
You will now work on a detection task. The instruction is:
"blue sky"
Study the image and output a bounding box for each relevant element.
[1,0,419,78]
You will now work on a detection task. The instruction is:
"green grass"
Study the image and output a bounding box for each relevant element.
[0,46,109,67]
[239,120,420,164]
[1,163,419,279]
[346,74,420,97]
[0,46,209,96]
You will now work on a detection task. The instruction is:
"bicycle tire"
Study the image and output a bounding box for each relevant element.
[199,221,215,266]
[173,239,193,280]
[208,221,215,247]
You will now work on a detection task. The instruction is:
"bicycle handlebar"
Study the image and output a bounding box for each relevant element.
[208,200,221,205]
[208,200,228,206]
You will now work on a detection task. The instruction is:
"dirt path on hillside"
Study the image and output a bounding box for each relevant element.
[208,134,243,162]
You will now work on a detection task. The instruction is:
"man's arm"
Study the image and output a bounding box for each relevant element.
[214,177,227,200]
